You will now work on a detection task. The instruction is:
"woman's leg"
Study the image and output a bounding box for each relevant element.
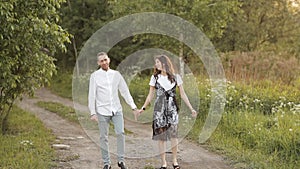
[158,140,167,167]
[171,138,178,166]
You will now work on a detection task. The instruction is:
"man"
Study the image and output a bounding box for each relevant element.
[88,52,139,169]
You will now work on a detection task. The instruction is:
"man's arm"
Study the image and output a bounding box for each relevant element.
[88,73,97,116]
[118,73,137,110]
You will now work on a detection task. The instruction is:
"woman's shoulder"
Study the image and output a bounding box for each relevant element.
[174,74,183,85]
[150,74,157,79]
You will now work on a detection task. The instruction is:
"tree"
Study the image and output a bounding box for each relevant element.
[0,0,70,134]
[57,0,112,70]
[106,0,241,73]
[109,0,240,39]
[216,0,300,55]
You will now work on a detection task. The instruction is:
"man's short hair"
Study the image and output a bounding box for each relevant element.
[97,52,108,61]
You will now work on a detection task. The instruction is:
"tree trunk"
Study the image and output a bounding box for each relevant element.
[179,33,184,76]
[1,104,13,135]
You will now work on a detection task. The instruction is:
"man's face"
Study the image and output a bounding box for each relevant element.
[98,55,110,70]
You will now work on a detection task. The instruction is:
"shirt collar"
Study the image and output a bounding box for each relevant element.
[99,68,111,72]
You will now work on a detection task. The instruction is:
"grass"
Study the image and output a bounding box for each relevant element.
[48,70,73,99]
[0,106,56,169]
[208,111,300,169]
[191,79,300,169]
[35,101,79,124]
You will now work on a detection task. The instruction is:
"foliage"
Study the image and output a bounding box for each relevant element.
[48,70,73,99]
[106,0,241,70]
[56,0,112,69]
[0,106,56,168]
[210,109,300,168]
[217,0,300,55]
[0,0,70,134]
[196,78,300,116]
[190,78,300,168]
[109,0,241,39]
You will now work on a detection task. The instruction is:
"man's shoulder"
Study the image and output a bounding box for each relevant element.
[109,69,121,75]
[109,69,118,73]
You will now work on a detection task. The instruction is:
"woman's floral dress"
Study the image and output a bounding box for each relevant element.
[152,78,179,141]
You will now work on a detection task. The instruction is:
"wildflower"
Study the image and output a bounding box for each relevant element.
[20,140,33,146]
[289,128,293,132]
[287,102,293,106]
[253,99,260,103]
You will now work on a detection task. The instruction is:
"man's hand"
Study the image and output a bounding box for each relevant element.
[90,114,98,122]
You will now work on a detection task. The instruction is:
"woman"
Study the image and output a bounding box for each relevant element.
[138,55,197,169]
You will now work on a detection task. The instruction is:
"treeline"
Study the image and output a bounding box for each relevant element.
[57,0,300,82]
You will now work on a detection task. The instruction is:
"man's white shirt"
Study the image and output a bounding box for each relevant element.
[88,68,136,116]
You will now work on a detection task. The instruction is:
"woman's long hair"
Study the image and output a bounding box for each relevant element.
[153,55,176,83]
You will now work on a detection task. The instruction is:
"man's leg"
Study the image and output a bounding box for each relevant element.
[98,114,111,166]
[112,112,125,163]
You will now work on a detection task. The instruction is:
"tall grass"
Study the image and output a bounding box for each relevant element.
[193,79,300,168]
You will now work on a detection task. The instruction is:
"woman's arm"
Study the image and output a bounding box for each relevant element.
[178,85,198,117]
[141,86,155,111]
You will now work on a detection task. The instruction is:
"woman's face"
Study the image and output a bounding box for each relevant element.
[155,58,163,70]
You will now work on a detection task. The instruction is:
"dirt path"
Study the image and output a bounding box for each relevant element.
[17,88,231,169]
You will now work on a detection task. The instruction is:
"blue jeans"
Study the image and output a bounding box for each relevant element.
[97,112,125,166]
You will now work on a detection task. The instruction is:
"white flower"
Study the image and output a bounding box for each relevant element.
[20,140,33,146]
[254,99,260,103]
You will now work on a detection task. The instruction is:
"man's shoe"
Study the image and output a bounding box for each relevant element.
[103,165,111,169]
[117,161,127,169]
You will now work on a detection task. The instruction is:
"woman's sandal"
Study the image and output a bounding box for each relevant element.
[160,167,167,169]
[173,164,180,169]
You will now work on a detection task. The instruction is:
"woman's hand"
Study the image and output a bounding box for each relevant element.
[191,109,197,118]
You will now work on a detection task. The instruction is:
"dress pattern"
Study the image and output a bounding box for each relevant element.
[152,78,179,141]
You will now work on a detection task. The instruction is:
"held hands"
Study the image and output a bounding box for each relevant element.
[133,108,144,121]
[191,109,198,118]
[133,109,143,121]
